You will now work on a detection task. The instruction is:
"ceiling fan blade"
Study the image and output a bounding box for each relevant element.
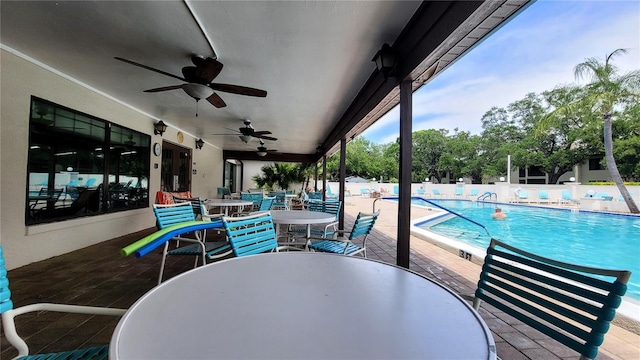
[206,92,226,108]
[209,83,267,97]
[197,58,223,83]
[252,130,273,136]
[224,127,242,133]
[256,134,278,141]
[143,85,183,93]
[114,57,186,82]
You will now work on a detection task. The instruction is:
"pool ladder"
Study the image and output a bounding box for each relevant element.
[477,192,497,202]
[374,196,491,237]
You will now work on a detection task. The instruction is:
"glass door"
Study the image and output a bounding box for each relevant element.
[161,141,191,192]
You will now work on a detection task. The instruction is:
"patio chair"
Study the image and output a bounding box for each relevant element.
[416,188,425,196]
[516,189,530,203]
[432,189,443,198]
[537,189,550,204]
[289,200,342,240]
[0,245,127,360]
[393,185,399,195]
[233,196,275,217]
[84,177,97,187]
[268,191,289,210]
[173,196,224,239]
[154,202,231,284]
[217,187,231,199]
[473,238,631,360]
[560,189,577,205]
[360,188,370,198]
[308,210,380,257]
[308,192,323,201]
[240,192,264,211]
[221,211,302,257]
[454,187,464,198]
[467,188,479,198]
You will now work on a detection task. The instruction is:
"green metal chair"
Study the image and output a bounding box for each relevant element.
[308,210,380,257]
[0,246,127,360]
[473,238,631,360]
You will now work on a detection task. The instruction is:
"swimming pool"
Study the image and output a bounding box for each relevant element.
[414,199,640,301]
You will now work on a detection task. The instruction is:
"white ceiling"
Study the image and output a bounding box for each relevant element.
[0,1,422,155]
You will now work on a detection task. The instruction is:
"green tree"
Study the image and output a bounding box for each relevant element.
[412,129,449,183]
[574,49,639,213]
[252,163,306,191]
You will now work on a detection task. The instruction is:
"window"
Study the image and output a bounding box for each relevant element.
[26,97,150,225]
[589,157,606,170]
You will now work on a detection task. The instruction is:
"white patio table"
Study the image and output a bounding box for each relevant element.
[110,253,496,360]
[269,209,335,239]
[204,198,253,215]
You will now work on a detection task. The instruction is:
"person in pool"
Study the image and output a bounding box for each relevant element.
[492,207,507,219]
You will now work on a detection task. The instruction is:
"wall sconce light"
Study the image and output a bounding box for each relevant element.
[195,138,204,150]
[154,121,167,136]
[372,43,398,81]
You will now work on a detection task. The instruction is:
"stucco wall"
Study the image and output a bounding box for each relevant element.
[0,49,224,269]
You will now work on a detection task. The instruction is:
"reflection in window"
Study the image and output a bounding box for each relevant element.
[26,97,150,225]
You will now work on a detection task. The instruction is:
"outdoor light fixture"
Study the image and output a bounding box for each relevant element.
[154,121,167,136]
[372,43,398,80]
[569,177,576,182]
[458,178,463,182]
[499,177,505,182]
[195,138,204,150]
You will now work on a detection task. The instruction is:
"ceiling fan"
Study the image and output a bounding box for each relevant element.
[256,139,278,157]
[212,119,277,143]
[114,55,267,115]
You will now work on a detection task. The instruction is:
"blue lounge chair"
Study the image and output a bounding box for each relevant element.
[416,188,425,196]
[360,188,370,198]
[560,190,577,205]
[432,189,442,198]
[537,189,550,203]
[454,188,464,198]
[516,189,529,203]
[393,185,399,195]
[467,188,479,198]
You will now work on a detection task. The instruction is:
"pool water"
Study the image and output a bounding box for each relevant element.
[415,200,640,300]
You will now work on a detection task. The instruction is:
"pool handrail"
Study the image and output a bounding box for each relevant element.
[477,192,497,201]
[375,196,491,237]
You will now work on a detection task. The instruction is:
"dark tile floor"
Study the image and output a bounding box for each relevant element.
[2,203,637,359]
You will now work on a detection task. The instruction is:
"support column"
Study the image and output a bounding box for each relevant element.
[397,79,412,269]
[322,156,327,201]
[339,138,346,230]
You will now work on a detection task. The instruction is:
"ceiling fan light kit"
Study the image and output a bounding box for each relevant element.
[182,83,214,100]
[256,150,267,157]
[239,135,252,143]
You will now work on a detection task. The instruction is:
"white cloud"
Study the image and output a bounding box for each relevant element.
[361,1,640,144]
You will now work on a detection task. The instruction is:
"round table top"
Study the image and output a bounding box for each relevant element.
[110,253,496,360]
[269,209,335,225]
[204,198,254,207]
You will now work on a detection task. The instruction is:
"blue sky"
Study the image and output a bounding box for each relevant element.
[361,0,640,144]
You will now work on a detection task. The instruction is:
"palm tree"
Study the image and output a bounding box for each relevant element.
[574,49,639,213]
[252,163,306,191]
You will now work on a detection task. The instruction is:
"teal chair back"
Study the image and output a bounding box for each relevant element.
[538,190,549,199]
[347,210,380,241]
[455,188,463,196]
[308,200,341,220]
[241,192,263,207]
[393,185,399,195]
[172,196,206,219]
[474,239,631,360]
[259,196,276,211]
[469,189,479,196]
[222,212,279,257]
[153,202,196,229]
[561,190,573,200]
[308,192,323,200]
